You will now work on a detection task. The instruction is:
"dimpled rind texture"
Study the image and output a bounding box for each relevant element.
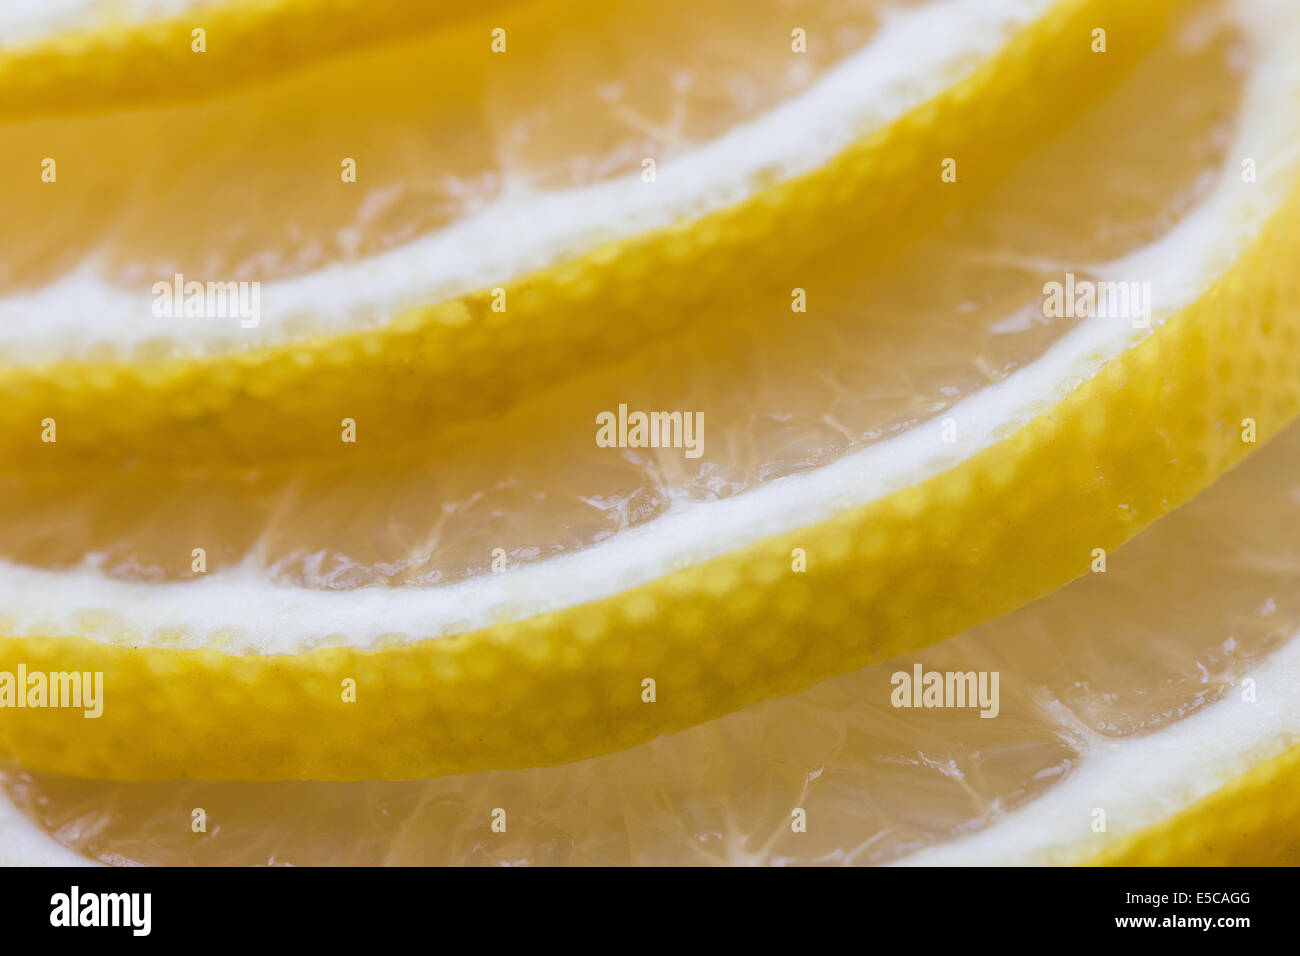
[0,0,514,120]
[2,162,1299,783]
[0,0,1183,467]
[1088,741,1300,865]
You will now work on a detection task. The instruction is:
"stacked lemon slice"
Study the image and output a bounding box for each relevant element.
[1,0,1299,865]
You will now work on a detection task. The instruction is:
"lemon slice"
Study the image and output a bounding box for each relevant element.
[0,0,1172,465]
[2,0,912,315]
[0,0,911,335]
[0,11,1251,590]
[1,0,1299,783]
[5,412,1300,865]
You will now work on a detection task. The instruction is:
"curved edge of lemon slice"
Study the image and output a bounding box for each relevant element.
[1092,742,1300,866]
[896,629,1300,866]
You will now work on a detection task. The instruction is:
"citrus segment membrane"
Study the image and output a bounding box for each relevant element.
[6,416,1300,865]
